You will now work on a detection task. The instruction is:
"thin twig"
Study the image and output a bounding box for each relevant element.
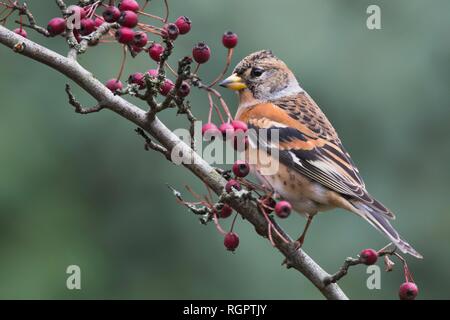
[13,2,50,36]
[135,127,172,161]
[324,246,397,285]
[65,84,104,114]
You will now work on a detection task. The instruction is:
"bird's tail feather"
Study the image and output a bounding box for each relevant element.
[351,201,423,259]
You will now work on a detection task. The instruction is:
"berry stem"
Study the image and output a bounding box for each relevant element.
[85,1,101,19]
[164,62,178,77]
[192,63,200,75]
[258,200,290,245]
[163,0,169,23]
[197,83,233,120]
[115,45,128,82]
[392,252,414,283]
[137,10,165,22]
[209,88,233,120]
[208,48,233,88]
[207,92,214,123]
[213,103,225,124]
[212,212,227,235]
[140,0,150,12]
[137,23,164,35]
[230,212,239,232]
[259,203,275,246]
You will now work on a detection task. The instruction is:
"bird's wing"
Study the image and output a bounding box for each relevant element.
[239,92,394,219]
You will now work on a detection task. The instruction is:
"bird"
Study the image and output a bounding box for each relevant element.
[219,50,422,258]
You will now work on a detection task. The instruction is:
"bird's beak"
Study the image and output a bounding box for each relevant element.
[219,74,247,91]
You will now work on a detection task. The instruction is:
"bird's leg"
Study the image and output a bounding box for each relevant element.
[294,215,314,250]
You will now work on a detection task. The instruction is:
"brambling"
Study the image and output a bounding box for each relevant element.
[220,50,422,258]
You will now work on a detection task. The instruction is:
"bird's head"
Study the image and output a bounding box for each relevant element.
[219,50,302,103]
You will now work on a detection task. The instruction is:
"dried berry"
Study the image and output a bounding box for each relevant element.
[274,201,292,218]
[399,282,418,300]
[175,16,191,34]
[192,42,211,64]
[222,31,238,48]
[232,160,250,178]
[224,232,240,251]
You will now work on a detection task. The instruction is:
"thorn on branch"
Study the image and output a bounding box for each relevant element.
[65,84,104,114]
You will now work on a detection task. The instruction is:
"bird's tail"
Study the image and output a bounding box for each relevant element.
[350,200,423,259]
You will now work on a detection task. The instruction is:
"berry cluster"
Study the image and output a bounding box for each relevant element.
[3,0,237,111]
[355,248,418,300]
[213,158,295,252]
[5,0,244,254]
[225,161,293,219]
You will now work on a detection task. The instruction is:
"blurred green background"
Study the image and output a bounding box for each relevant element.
[0,0,449,299]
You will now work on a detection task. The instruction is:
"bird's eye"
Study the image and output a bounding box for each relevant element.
[251,67,264,77]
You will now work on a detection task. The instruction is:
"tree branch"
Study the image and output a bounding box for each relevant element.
[0,25,348,300]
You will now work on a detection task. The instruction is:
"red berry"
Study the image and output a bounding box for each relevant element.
[399,282,418,300]
[192,42,211,64]
[163,23,179,40]
[231,120,248,133]
[275,201,292,218]
[133,31,148,47]
[115,27,135,44]
[175,16,191,34]
[147,69,159,77]
[232,160,250,178]
[225,179,241,193]
[103,6,121,22]
[118,0,140,12]
[105,79,123,93]
[80,18,96,36]
[260,196,276,213]
[128,72,146,89]
[202,123,220,140]
[47,17,66,36]
[118,10,138,28]
[222,31,238,49]
[67,5,86,20]
[359,248,378,265]
[224,232,239,251]
[219,122,235,138]
[14,28,27,38]
[94,17,105,28]
[159,79,174,96]
[148,43,164,61]
[177,82,190,97]
[219,204,233,219]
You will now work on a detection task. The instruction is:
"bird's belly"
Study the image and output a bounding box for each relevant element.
[248,150,335,215]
